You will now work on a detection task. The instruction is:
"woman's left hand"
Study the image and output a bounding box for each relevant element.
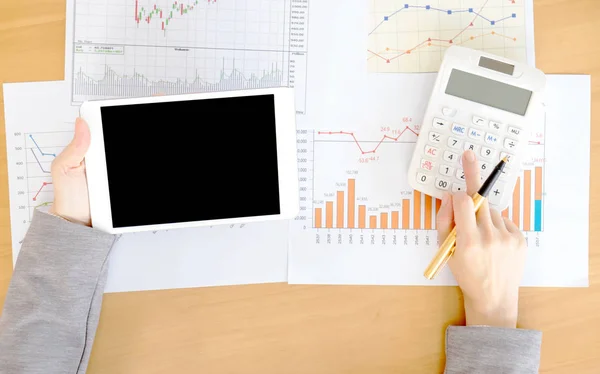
[49,118,92,226]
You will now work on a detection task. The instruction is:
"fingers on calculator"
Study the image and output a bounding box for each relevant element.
[462,150,482,196]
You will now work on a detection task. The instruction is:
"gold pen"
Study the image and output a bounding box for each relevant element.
[423,156,509,280]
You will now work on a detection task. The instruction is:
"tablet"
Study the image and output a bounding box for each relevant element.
[80,88,298,234]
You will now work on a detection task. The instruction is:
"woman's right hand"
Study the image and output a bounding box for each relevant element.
[436,150,527,328]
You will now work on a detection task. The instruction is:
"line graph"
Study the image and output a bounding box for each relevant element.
[134,0,217,32]
[70,0,309,113]
[29,149,52,174]
[317,126,420,154]
[367,0,528,72]
[32,182,53,201]
[30,135,57,157]
[21,131,72,220]
[74,56,286,97]
[368,3,516,36]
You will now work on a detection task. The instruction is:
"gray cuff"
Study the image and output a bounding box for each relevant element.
[445,326,542,374]
[0,210,115,374]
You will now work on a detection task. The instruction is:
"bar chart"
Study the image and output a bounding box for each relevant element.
[299,124,545,235]
[313,177,443,231]
[502,166,544,232]
[300,126,453,241]
[295,127,546,248]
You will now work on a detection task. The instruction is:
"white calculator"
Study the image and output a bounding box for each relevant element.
[408,46,546,210]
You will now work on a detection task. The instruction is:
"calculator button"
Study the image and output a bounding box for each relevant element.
[484,133,499,145]
[433,118,449,130]
[451,123,467,136]
[480,146,495,159]
[503,138,518,150]
[463,142,481,153]
[490,121,503,131]
[417,173,431,185]
[443,150,459,163]
[468,128,484,141]
[435,178,451,190]
[439,165,455,176]
[428,131,442,143]
[472,116,488,127]
[442,107,457,117]
[424,144,439,158]
[488,182,506,206]
[507,126,521,136]
[420,158,436,172]
[455,169,465,181]
[447,137,462,149]
[479,162,490,176]
[452,184,466,193]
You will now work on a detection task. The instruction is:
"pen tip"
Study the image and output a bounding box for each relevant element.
[501,156,509,163]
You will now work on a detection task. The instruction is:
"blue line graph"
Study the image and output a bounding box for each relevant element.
[29,135,57,157]
[369,4,517,35]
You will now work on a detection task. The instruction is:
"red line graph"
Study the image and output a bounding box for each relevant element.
[319,127,542,153]
[33,182,52,201]
[318,126,419,154]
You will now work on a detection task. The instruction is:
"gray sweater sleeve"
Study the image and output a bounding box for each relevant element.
[0,210,116,374]
[445,326,542,373]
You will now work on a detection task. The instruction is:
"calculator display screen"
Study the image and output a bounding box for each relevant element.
[445,69,532,116]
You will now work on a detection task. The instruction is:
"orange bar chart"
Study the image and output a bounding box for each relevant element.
[314,176,470,230]
[348,179,355,229]
[336,191,344,228]
[424,195,432,230]
[523,170,531,231]
[358,205,366,229]
[413,191,421,229]
[512,177,520,227]
[501,167,544,232]
[369,216,377,229]
[380,212,388,229]
[391,211,399,229]
[402,199,410,229]
[315,208,322,228]
[326,202,333,229]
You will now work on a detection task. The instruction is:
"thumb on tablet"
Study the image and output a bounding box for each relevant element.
[55,117,90,169]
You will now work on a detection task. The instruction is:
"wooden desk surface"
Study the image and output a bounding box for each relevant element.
[1,0,599,372]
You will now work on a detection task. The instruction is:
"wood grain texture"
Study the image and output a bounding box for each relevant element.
[1,0,599,372]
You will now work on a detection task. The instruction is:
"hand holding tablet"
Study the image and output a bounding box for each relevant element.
[80,88,299,234]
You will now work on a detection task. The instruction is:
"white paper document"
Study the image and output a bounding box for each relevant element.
[3,80,289,292]
[289,75,590,287]
[64,0,309,112]
[285,0,586,288]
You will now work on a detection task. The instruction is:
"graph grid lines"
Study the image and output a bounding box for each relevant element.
[23,131,72,221]
[69,0,310,112]
[367,0,527,72]
[308,129,544,234]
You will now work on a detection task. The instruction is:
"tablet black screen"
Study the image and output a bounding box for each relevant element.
[100,94,281,228]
